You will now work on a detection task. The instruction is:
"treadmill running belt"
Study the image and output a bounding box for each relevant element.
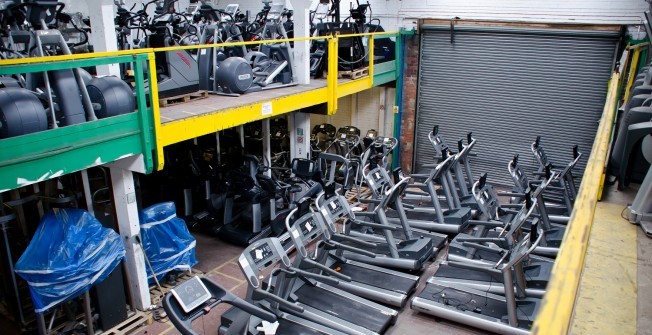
[435,264,503,283]
[295,285,393,334]
[331,261,416,294]
[276,319,331,335]
[418,282,506,318]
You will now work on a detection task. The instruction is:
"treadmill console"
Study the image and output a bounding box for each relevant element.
[365,167,390,194]
[170,276,212,313]
[238,238,289,288]
[319,195,349,227]
[267,3,284,21]
[288,208,328,257]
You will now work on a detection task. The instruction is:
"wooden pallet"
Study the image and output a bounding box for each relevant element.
[149,269,204,305]
[339,67,369,80]
[159,90,208,107]
[345,186,371,203]
[102,311,152,335]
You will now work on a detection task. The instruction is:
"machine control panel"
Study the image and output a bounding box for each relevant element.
[238,238,289,288]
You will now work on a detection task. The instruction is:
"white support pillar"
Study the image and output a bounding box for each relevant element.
[87,0,120,77]
[109,167,151,311]
[289,0,312,84]
[262,119,272,177]
[289,112,311,159]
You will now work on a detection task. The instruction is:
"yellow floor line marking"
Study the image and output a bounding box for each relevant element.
[570,201,637,335]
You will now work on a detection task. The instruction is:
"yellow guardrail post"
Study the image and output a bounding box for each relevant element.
[368,36,374,86]
[146,52,164,171]
[622,48,641,104]
[328,35,339,114]
[531,71,620,335]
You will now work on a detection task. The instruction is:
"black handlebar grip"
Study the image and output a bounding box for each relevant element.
[545,163,552,179]
[534,136,541,148]
[525,190,533,209]
[441,148,448,159]
[510,154,519,168]
[433,125,439,135]
[467,132,473,144]
[458,139,463,152]
[479,173,487,188]
[573,145,580,159]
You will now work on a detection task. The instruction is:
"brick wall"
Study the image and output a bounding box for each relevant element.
[399,33,420,174]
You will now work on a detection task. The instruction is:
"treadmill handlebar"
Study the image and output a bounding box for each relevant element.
[290,266,342,286]
[349,218,400,231]
[301,258,352,281]
[331,233,377,248]
[163,278,277,335]
[329,238,378,258]
[447,260,502,275]
[253,288,304,313]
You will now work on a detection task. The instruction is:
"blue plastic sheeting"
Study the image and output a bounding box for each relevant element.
[140,202,197,282]
[15,209,125,314]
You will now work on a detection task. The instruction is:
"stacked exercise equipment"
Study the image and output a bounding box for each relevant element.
[0,0,134,139]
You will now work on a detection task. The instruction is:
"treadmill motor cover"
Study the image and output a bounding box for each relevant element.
[140,202,198,282]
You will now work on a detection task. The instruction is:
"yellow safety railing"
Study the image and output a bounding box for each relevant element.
[149,31,397,169]
[531,71,620,334]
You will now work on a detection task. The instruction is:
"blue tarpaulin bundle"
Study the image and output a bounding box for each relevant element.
[140,202,197,282]
[15,208,125,314]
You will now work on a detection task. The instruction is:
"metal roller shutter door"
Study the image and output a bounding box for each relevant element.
[414,25,619,186]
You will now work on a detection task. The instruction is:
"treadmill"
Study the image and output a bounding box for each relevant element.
[163,276,346,335]
[411,223,545,335]
[370,156,471,235]
[343,175,435,271]
[221,237,394,335]
[288,196,420,307]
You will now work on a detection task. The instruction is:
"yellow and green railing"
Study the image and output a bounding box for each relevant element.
[0,50,161,192]
[0,32,400,192]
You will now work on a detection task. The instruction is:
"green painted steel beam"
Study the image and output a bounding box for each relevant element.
[373,61,397,86]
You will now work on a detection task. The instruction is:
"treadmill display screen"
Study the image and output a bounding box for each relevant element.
[327,199,342,215]
[170,276,211,313]
[250,243,274,265]
[299,217,318,237]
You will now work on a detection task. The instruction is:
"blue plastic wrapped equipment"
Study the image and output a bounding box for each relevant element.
[15,208,125,313]
[140,202,197,282]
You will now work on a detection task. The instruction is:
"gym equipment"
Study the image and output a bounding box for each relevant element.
[310,187,424,307]
[388,151,472,234]
[0,1,133,138]
[196,2,247,93]
[342,173,435,271]
[531,137,581,211]
[626,121,652,235]
[163,276,278,335]
[508,154,572,219]
[143,0,200,99]
[421,126,477,210]
[212,2,295,96]
[411,222,544,335]
[219,237,368,335]
[311,123,337,152]
[220,155,285,245]
[281,200,399,334]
